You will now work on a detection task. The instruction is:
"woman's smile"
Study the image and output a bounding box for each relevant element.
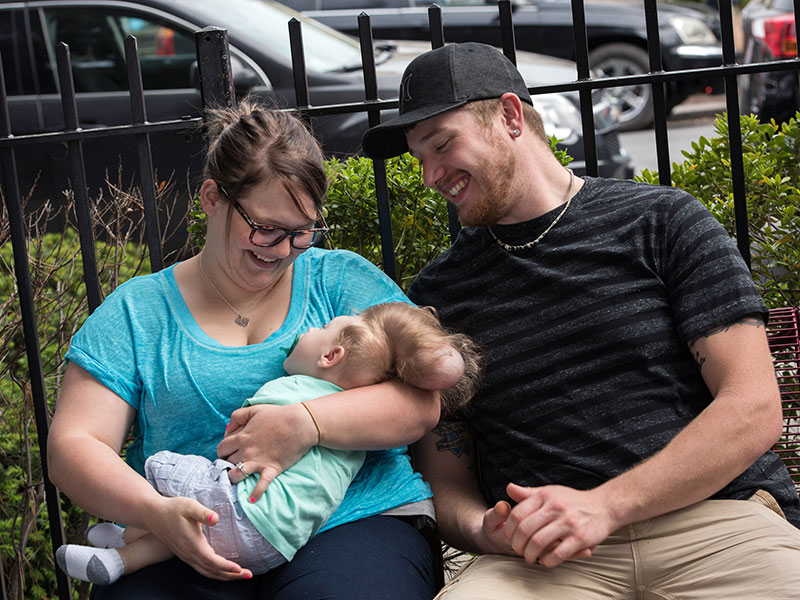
[248,250,280,267]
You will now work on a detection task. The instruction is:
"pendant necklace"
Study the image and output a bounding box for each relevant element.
[199,259,273,328]
[489,168,575,252]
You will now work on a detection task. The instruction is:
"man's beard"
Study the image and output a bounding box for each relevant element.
[456,135,517,227]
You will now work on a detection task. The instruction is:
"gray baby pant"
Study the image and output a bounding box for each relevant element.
[145,450,286,575]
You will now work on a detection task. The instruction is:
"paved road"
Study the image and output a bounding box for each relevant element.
[620,95,726,176]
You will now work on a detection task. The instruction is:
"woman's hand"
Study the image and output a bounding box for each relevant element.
[480,500,516,555]
[219,381,438,502]
[146,495,253,580]
[218,403,317,501]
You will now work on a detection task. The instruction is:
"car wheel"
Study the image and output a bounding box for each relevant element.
[589,43,654,131]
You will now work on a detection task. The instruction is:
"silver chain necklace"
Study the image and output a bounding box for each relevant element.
[489,169,575,252]
[199,259,273,328]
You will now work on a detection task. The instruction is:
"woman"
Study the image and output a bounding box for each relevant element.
[47,101,441,599]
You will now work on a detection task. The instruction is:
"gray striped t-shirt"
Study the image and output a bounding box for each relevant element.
[409,176,799,527]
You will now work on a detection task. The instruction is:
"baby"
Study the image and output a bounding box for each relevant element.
[56,302,481,584]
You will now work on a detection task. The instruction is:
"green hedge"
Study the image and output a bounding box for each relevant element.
[635,112,800,309]
[0,230,150,599]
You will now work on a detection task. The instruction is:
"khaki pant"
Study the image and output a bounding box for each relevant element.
[436,495,800,600]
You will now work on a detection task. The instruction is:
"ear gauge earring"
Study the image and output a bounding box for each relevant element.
[512,129,521,138]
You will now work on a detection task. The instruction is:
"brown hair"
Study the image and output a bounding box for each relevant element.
[202,98,327,220]
[337,303,482,413]
[463,97,548,144]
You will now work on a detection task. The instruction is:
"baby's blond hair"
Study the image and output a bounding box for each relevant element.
[335,303,482,413]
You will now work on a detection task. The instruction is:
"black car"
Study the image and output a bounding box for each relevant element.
[739,0,798,123]
[284,0,726,130]
[0,0,631,216]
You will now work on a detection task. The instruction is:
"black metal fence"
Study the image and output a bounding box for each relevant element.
[0,0,798,597]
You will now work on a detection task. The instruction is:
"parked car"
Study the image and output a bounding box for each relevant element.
[0,0,630,229]
[282,0,726,130]
[739,0,798,124]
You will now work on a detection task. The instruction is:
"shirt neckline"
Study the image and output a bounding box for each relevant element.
[160,256,308,351]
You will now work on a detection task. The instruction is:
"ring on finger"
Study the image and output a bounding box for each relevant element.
[236,461,250,477]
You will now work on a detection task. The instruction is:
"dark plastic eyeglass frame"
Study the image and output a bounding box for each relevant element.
[216,184,328,249]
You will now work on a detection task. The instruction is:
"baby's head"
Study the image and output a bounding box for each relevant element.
[283,314,393,389]
[283,303,482,410]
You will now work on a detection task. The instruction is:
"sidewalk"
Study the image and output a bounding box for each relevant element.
[671,8,743,120]
[671,94,727,119]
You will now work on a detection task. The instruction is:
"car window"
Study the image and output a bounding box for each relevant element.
[285,0,320,10]
[413,0,487,5]
[28,9,58,94]
[320,0,410,8]
[0,8,36,95]
[0,7,57,96]
[116,16,197,90]
[40,7,197,93]
[243,0,365,72]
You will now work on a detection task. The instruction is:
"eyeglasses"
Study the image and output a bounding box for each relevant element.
[217,184,328,250]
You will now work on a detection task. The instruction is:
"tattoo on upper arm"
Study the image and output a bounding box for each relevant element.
[432,421,472,460]
[688,314,764,372]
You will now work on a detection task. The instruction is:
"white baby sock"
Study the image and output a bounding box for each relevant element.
[85,522,126,549]
[56,544,125,585]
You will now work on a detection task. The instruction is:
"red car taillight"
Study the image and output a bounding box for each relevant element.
[756,13,797,59]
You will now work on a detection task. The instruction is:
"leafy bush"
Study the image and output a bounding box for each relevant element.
[323,154,451,291]
[0,177,187,599]
[635,112,800,308]
[0,234,149,599]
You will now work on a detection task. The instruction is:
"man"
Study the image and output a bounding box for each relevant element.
[362,42,800,598]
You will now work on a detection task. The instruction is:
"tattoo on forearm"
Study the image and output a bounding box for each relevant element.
[432,421,472,459]
[688,315,764,372]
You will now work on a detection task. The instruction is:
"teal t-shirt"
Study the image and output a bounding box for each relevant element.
[238,375,364,560]
[65,248,432,531]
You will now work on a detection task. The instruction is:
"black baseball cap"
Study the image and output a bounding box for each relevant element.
[361,42,533,160]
